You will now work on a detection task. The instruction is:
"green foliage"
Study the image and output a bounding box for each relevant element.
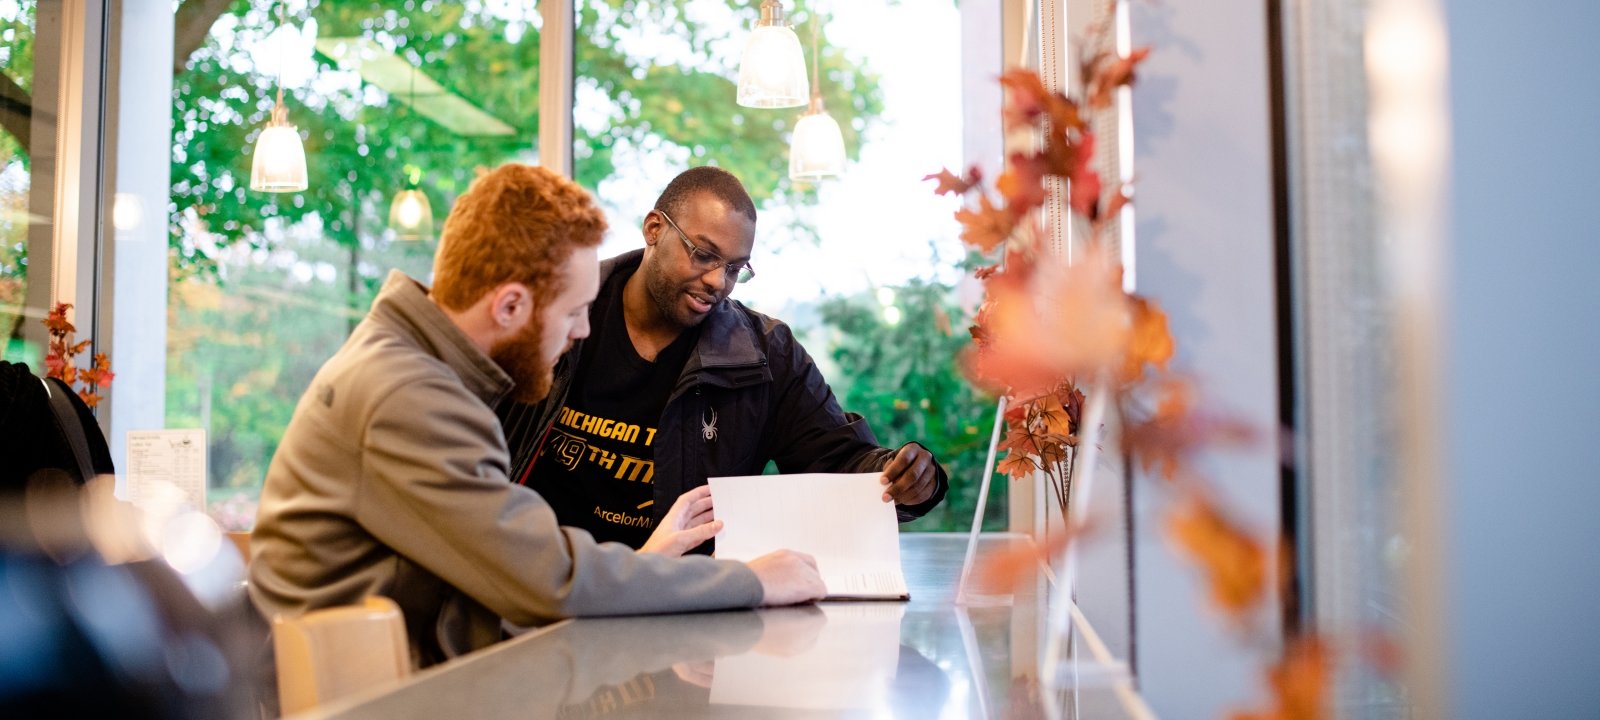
[165,228,435,487]
[169,0,884,275]
[817,279,1004,532]
[170,0,543,277]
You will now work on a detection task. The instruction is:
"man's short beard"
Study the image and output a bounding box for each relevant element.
[644,257,709,329]
[490,313,554,404]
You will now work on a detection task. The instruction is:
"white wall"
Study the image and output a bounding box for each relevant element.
[1127,0,1283,714]
[1441,1,1600,715]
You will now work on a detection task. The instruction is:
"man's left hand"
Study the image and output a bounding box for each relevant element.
[880,443,938,506]
[640,485,722,557]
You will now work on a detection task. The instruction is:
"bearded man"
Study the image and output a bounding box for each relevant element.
[249,164,823,668]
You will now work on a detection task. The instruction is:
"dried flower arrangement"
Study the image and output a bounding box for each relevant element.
[930,27,1332,720]
[43,302,115,407]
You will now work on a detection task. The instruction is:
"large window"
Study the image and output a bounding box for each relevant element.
[156,2,548,517]
[11,0,1003,533]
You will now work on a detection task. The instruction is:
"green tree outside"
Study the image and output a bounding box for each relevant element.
[816,278,1004,532]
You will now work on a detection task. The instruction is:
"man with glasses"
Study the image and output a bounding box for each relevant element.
[499,166,947,551]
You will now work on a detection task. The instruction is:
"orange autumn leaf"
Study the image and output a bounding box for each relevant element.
[963,269,1067,394]
[998,68,1049,129]
[1032,245,1129,374]
[924,166,982,196]
[974,521,1094,591]
[998,69,1084,133]
[1167,496,1268,616]
[954,194,1016,253]
[41,302,115,402]
[1039,124,1079,180]
[1125,378,1255,481]
[1067,131,1103,217]
[1231,636,1332,720]
[996,448,1039,480]
[1087,46,1153,109]
[1038,394,1075,436]
[966,323,1067,397]
[996,152,1050,214]
[967,248,1128,389]
[43,302,75,335]
[1120,295,1176,383]
[1035,433,1068,468]
[1057,383,1086,431]
[996,422,1044,478]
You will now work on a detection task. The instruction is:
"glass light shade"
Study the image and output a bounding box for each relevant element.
[388,189,434,241]
[789,104,846,181]
[737,24,809,108]
[249,124,308,192]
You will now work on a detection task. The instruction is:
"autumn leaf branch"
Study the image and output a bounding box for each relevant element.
[43,302,115,408]
[928,14,1335,717]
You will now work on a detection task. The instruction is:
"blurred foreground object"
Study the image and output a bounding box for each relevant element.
[0,475,258,718]
[1,360,115,490]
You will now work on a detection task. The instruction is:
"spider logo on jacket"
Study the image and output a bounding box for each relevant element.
[702,408,718,443]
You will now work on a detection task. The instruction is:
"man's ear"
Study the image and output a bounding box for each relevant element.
[641,210,663,249]
[490,282,535,330]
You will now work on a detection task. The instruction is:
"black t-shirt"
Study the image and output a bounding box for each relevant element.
[526,271,697,547]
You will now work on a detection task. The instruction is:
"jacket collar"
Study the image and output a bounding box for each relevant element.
[370,270,514,407]
[599,250,766,376]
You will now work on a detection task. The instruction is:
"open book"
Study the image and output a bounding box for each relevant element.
[707,472,909,600]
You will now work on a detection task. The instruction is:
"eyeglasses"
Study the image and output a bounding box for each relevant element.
[656,210,755,284]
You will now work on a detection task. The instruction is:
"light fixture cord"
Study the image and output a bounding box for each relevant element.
[273,0,287,121]
[809,4,821,99]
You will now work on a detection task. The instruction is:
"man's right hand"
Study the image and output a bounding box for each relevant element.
[746,550,826,606]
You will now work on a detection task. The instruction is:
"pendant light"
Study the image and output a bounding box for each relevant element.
[736,1,808,109]
[389,166,433,241]
[388,64,432,241]
[788,10,845,181]
[250,1,309,193]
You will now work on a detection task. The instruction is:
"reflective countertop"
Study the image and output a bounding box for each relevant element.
[296,533,1148,719]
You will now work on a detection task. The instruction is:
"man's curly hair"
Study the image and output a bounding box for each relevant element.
[432,164,606,312]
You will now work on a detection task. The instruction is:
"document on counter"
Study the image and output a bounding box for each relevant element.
[708,472,909,601]
[125,429,207,512]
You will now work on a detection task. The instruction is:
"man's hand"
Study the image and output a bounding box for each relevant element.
[671,661,714,688]
[747,550,826,606]
[639,485,722,557]
[879,442,938,506]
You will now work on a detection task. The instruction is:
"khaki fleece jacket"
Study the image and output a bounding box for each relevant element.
[249,271,763,666]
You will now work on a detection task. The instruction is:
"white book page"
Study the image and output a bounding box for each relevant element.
[708,473,908,600]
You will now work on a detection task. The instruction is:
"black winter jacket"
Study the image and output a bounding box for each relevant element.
[499,250,947,526]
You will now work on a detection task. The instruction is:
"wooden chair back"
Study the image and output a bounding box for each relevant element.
[272,596,411,715]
